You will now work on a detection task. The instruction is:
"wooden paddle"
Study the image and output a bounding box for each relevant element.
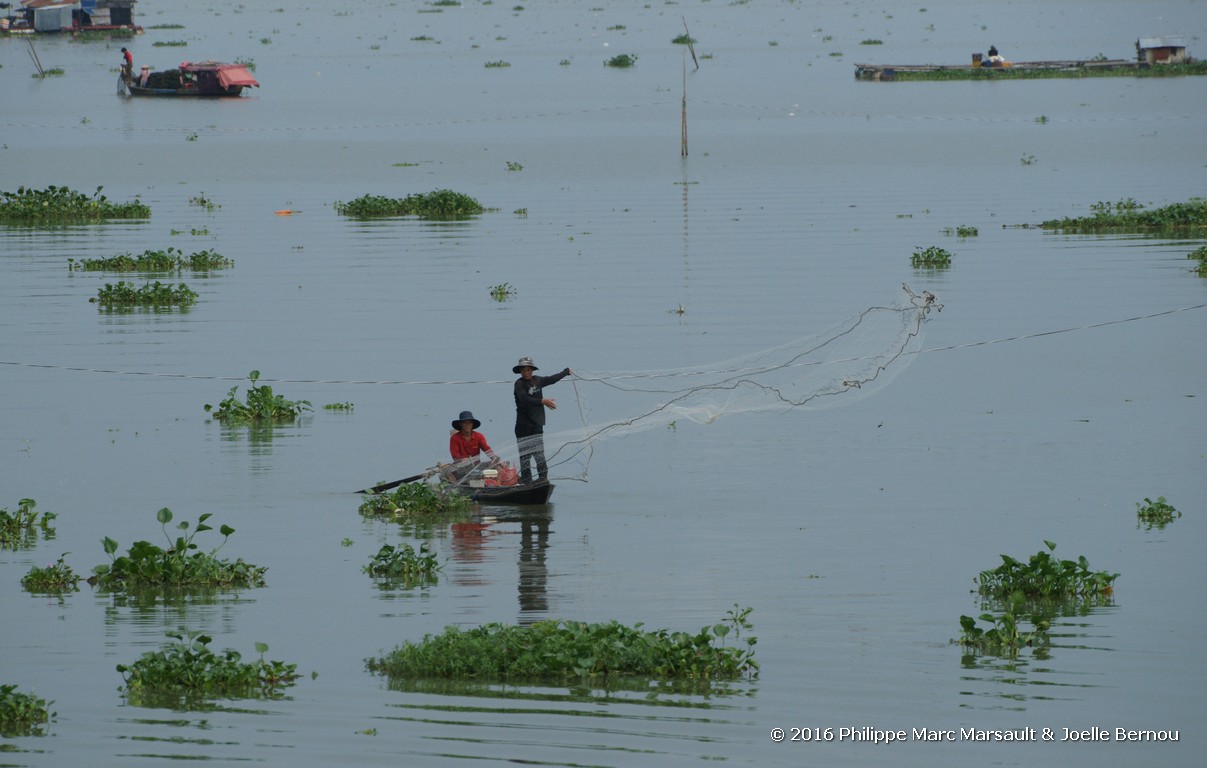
[356,467,436,495]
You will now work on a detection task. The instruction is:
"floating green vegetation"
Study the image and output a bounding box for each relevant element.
[189,193,218,211]
[89,508,267,591]
[358,483,473,521]
[152,40,187,47]
[605,54,637,68]
[0,684,55,737]
[431,0,462,6]
[91,280,198,308]
[1041,197,1207,234]
[205,370,312,422]
[170,227,210,236]
[860,39,884,45]
[0,498,57,549]
[21,554,80,594]
[910,245,952,268]
[1136,496,1180,527]
[367,605,758,682]
[1188,245,1207,276]
[1035,114,1049,124]
[942,226,978,237]
[882,61,1207,82]
[505,161,523,171]
[70,247,232,272]
[671,33,695,45]
[146,23,186,29]
[364,542,442,584]
[235,57,256,71]
[411,35,435,42]
[489,282,516,301]
[118,630,299,707]
[392,161,421,167]
[334,189,486,220]
[33,67,66,77]
[976,540,1118,602]
[322,401,354,411]
[958,592,1051,657]
[0,185,149,224]
[484,60,511,68]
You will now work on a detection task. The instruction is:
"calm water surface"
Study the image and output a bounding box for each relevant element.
[2,1,1205,766]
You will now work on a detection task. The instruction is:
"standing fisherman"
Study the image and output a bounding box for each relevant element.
[512,357,572,484]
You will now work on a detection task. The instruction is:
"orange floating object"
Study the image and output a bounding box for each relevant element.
[274,209,295,216]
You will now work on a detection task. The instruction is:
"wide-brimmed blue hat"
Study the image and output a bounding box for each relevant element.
[452,410,481,429]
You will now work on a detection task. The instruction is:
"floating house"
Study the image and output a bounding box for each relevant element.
[1,0,139,34]
[1136,36,1189,64]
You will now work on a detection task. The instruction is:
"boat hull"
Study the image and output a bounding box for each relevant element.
[457,480,554,505]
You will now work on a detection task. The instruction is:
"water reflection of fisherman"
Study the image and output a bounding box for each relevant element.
[517,510,551,622]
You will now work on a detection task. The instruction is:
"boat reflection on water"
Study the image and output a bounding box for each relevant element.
[451,506,553,624]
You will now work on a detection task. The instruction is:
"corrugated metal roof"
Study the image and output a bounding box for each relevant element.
[1138,35,1187,49]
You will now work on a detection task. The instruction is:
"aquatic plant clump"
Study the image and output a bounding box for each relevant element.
[1040,197,1207,234]
[910,245,952,267]
[333,189,486,220]
[976,540,1118,601]
[364,542,443,583]
[0,185,149,224]
[205,370,312,422]
[1189,246,1207,276]
[118,630,299,706]
[0,498,56,549]
[71,248,233,272]
[358,482,473,520]
[89,508,267,591]
[91,280,198,308]
[367,608,758,682]
[958,592,1050,657]
[1136,496,1180,525]
[21,554,81,594]
[605,54,637,68]
[0,684,55,737]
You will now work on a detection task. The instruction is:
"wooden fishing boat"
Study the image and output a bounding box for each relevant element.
[121,60,258,97]
[455,479,554,506]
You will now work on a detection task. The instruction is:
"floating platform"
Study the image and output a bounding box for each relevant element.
[854,59,1144,81]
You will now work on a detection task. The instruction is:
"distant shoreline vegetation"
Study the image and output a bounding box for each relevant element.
[858,60,1207,82]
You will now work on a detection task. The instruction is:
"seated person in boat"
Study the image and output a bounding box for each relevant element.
[442,410,499,482]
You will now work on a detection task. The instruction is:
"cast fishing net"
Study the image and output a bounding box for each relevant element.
[438,284,939,490]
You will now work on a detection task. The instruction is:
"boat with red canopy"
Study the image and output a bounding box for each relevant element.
[122,60,259,97]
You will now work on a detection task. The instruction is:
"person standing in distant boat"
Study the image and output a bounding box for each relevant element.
[120,47,134,84]
[512,357,572,484]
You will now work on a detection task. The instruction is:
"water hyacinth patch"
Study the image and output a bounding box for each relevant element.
[910,245,952,267]
[333,189,486,220]
[89,508,267,591]
[358,483,473,521]
[91,280,198,308]
[205,370,311,422]
[364,542,443,584]
[21,554,81,594]
[1041,197,1207,234]
[976,540,1118,602]
[70,247,233,272]
[958,592,1051,657]
[0,684,55,737]
[0,498,56,549]
[1136,496,1180,527]
[0,185,149,224]
[367,606,758,682]
[118,630,299,707]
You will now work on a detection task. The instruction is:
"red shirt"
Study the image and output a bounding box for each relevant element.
[450,431,492,461]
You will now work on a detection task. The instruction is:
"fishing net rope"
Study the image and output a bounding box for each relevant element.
[439,284,940,489]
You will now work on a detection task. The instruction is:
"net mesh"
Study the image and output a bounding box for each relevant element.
[438,284,940,490]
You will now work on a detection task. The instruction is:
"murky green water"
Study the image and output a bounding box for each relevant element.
[2,1,1204,766]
